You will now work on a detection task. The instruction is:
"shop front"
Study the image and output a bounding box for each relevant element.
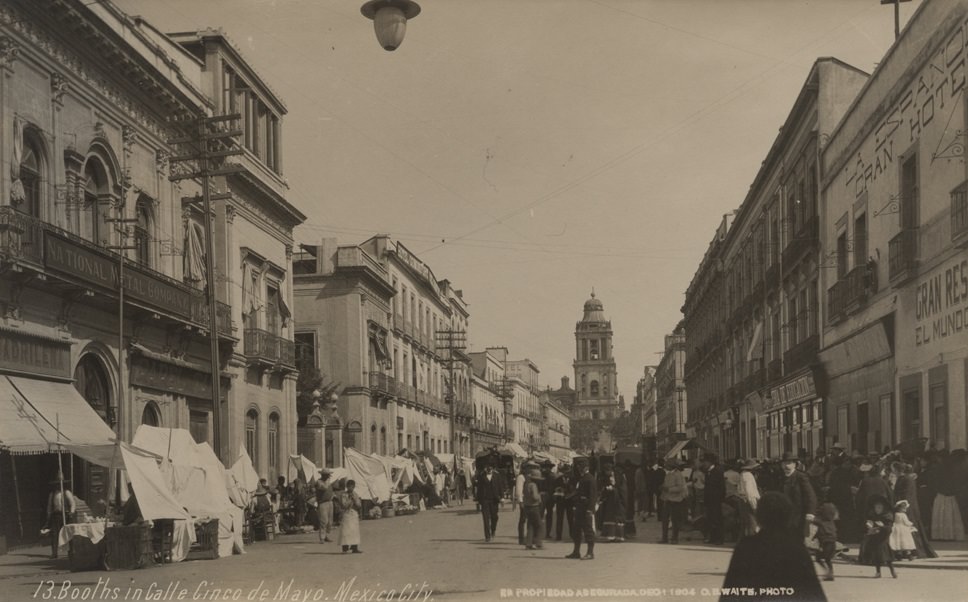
[819,316,895,454]
[762,369,823,459]
[896,252,968,451]
[0,328,117,546]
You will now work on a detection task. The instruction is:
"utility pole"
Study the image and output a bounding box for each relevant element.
[168,114,244,462]
[496,377,514,444]
[435,328,466,465]
[880,0,911,41]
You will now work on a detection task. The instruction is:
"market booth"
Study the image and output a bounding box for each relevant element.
[131,426,245,559]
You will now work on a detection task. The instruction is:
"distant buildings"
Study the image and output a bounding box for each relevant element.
[655,328,687,454]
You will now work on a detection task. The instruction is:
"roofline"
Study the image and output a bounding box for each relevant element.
[167,28,288,114]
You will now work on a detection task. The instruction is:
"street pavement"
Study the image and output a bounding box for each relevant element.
[1,504,966,602]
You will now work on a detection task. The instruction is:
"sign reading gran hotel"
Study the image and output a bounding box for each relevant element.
[44,232,196,322]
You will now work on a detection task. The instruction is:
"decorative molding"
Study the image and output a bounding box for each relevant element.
[225,203,237,224]
[284,243,293,260]
[122,124,138,155]
[155,150,169,175]
[0,4,184,142]
[0,35,20,75]
[50,71,69,104]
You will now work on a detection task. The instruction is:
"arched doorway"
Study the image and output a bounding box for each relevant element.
[72,353,115,506]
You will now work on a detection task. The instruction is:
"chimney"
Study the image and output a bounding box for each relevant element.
[319,237,338,274]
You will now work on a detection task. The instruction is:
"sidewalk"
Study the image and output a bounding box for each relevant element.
[0,545,67,581]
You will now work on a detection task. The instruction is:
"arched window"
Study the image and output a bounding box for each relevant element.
[74,354,112,427]
[380,426,387,455]
[83,159,108,245]
[245,409,259,466]
[590,380,599,397]
[268,413,280,480]
[18,130,44,219]
[370,424,377,453]
[134,196,153,267]
[141,401,161,427]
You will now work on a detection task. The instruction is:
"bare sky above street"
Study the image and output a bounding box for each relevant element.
[118,0,920,400]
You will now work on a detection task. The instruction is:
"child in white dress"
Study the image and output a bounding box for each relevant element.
[890,500,917,560]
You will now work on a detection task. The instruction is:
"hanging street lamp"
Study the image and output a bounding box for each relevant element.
[361,0,421,51]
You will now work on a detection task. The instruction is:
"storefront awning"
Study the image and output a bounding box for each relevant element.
[0,375,116,455]
[664,440,688,459]
[502,442,528,458]
[818,320,891,379]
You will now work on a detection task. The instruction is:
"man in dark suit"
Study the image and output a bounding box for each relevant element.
[702,452,726,544]
[475,462,505,542]
[565,458,598,560]
[781,451,817,536]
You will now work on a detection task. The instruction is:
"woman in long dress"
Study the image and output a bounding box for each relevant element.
[931,453,965,541]
[338,480,363,553]
[892,463,936,558]
[736,460,760,537]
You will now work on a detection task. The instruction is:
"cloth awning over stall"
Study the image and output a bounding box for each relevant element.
[502,442,528,458]
[664,439,705,459]
[0,375,116,454]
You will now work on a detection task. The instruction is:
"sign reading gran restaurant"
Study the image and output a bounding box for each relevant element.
[45,232,196,322]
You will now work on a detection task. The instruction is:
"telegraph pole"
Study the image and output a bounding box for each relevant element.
[168,114,243,461]
[435,328,466,464]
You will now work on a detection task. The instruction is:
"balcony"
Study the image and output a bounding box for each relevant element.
[368,371,392,396]
[782,215,819,270]
[783,334,818,375]
[844,261,875,312]
[952,181,968,248]
[0,208,234,337]
[243,328,296,368]
[336,246,388,278]
[888,228,919,285]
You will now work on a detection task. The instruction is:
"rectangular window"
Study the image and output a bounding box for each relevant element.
[268,415,279,479]
[295,332,316,373]
[837,405,849,448]
[788,297,798,347]
[799,288,809,339]
[929,366,948,450]
[189,410,209,444]
[856,402,869,453]
[901,374,922,442]
[879,394,893,451]
[853,213,867,268]
[266,286,281,334]
[836,231,848,279]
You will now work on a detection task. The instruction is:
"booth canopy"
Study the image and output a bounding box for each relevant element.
[344,448,391,502]
[664,439,705,459]
[287,454,318,484]
[0,375,116,454]
[501,442,528,458]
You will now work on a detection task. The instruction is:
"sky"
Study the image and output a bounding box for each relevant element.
[117,0,921,400]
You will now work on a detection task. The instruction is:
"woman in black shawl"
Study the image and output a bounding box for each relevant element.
[721,492,826,602]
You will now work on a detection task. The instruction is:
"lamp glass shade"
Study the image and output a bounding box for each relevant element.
[374,6,407,51]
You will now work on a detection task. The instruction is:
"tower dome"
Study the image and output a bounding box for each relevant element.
[581,290,606,322]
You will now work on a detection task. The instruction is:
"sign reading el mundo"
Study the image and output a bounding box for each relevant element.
[914,255,968,347]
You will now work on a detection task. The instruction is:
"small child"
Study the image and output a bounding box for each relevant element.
[812,502,839,581]
[890,500,918,560]
[862,495,897,578]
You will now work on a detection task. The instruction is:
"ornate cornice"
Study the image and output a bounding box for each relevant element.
[0,3,188,143]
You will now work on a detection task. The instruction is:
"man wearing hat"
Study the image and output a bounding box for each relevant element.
[780,451,817,537]
[475,461,505,542]
[701,453,726,545]
[251,480,273,514]
[659,458,688,544]
[522,467,545,549]
[565,457,597,559]
[515,461,538,545]
[45,473,75,559]
[552,464,574,540]
[315,469,335,543]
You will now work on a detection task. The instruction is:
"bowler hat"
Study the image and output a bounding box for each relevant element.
[527,468,543,480]
[740,459,760,471]
[780,451,799,463]
[830,442,847,451]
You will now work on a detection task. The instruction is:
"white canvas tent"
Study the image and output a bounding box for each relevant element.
[287,454,319,484]
[344,448,391,502]
[132,425,244,557]
[228,447,259,508]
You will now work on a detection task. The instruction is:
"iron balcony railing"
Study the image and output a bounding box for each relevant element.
[782,215,819,269]
[888,228,919,283]
[243,328,296,367]
[0,207,233,336]
[783,334,819,375]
